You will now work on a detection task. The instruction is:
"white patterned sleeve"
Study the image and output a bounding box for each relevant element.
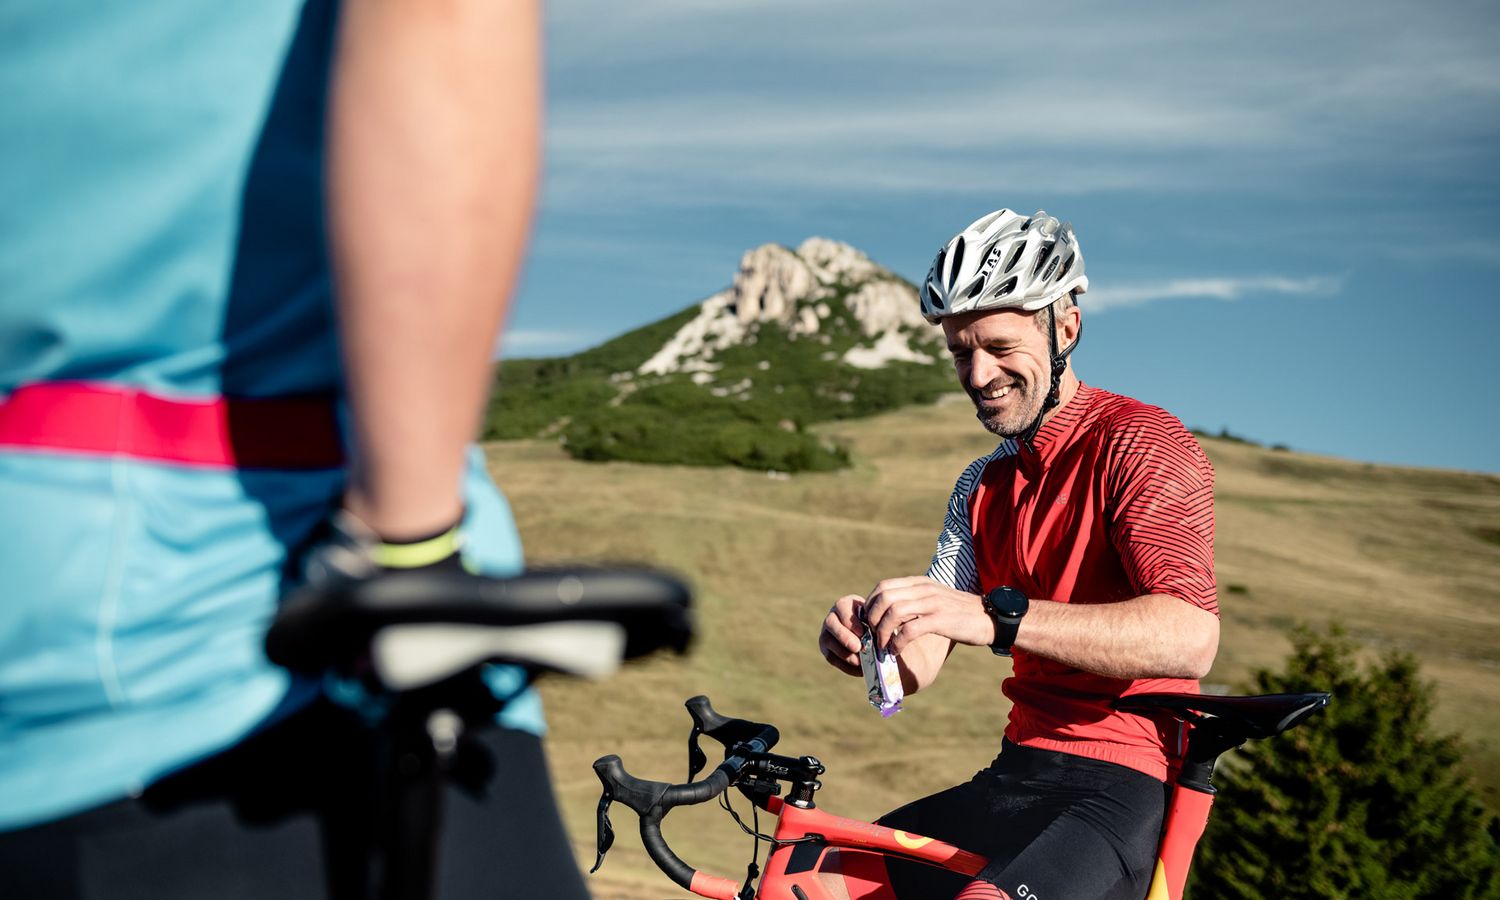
[925,454,994,594]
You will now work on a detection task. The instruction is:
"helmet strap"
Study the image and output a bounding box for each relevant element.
[1017,302,1081,454]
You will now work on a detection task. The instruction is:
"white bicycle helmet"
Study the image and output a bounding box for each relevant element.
[919,209,1088,324]
[921,208,1087,449]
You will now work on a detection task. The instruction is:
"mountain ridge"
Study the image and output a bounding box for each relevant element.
[636,237,937,378]
[485,237,954,471]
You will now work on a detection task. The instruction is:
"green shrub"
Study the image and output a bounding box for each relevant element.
[562,403,846,472]
[482,372,615,440]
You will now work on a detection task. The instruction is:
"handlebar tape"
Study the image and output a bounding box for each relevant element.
[594,728,772,892]
[686,695,780,752]
[594,756,728,888]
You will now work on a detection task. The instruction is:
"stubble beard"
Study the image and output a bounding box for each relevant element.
[967,378,1046,439]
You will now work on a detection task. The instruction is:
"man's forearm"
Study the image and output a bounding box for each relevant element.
[1014,594,1219,680]
[895,633,954,694]
[328,0,542,539]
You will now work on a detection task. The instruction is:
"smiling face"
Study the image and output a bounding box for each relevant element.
[942,305,1078,438]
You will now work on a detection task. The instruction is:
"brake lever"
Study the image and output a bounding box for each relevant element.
[590,790,615,873]
[688,725,708,782]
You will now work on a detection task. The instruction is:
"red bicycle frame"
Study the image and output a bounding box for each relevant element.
[750,795,983,900]
[593,692,1328,900]
[686,789,1203,900]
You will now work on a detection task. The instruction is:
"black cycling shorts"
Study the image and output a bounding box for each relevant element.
[878,740,1169,900]
[0,700,589,900]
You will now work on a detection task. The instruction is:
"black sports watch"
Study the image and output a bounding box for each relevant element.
[982,586,1029,657]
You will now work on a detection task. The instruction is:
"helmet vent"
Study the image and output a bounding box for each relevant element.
[1020,217,1032,232]
[1042,255,1062,282]
[1056,254,1073,281]
[950,237,966,281]
[994,276,1018,299]
[934,248,948,287]
[928,283,946,310]
[1032,244,1053,277]
[1004,244,1026,274]
[966,277,985,299]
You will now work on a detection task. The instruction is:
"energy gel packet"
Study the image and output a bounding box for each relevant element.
[858,612,904,717]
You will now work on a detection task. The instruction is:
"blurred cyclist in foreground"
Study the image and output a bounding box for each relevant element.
[0,1,589,896]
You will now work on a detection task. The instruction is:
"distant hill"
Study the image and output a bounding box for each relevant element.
[484,238,954,471]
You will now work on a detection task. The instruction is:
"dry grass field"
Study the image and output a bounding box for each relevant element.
[483,394,1500,899]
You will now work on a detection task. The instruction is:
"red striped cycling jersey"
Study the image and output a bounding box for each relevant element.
[927,383,1217,781]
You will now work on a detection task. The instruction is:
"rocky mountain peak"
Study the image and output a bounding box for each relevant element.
[728,244,814,325]
[638,237,941,377]
[796,237,883,285]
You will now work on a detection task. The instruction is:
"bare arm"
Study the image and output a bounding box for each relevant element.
[328,0,542,539]
[864,579,1219,683]
[1012,594,1218,679]
[834,402,1222,688]
[892,629,957,693]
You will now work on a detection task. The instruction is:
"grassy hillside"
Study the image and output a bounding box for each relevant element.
[483,395,1500,898]
[483,283,953,472]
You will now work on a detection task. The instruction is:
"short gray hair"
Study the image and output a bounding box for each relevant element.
[1036,291,1077,333]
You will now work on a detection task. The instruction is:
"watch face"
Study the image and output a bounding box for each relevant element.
[988,586,1028,618]
[985,586,1026,657]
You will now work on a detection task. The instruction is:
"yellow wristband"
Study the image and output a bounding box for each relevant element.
[371,525,464,569]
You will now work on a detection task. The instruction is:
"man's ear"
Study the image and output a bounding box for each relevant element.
[1057,302,1081,351]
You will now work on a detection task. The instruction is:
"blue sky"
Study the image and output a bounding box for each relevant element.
[501,0,1500,474]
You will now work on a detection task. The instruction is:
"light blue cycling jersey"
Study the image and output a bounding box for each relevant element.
[0,1,542,831]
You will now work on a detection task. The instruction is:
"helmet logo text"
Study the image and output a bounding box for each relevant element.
[977,244,1005,282]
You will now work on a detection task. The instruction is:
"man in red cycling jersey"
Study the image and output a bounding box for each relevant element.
[818,208,1219,900]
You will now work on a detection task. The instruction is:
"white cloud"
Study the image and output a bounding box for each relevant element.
[1084,276,1343,312]
[538,0,1500,213]
[540,92,1294,208]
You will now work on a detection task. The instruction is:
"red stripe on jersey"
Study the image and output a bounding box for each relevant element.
[0,381,343,469]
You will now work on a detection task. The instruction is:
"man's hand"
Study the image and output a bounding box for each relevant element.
[818,594,867,677]
[863,576,995,656]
